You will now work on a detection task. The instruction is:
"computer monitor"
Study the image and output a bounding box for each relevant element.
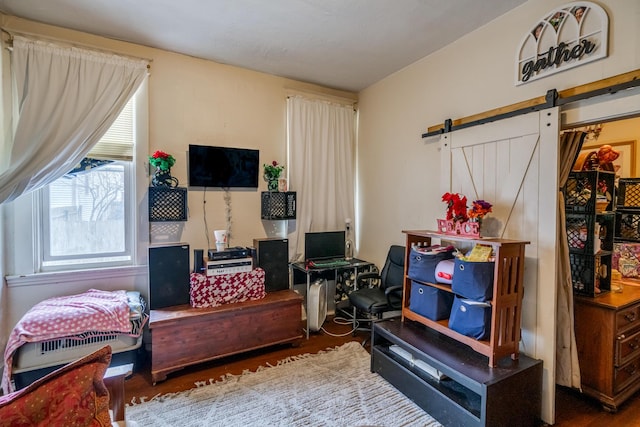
[304,231,345,261]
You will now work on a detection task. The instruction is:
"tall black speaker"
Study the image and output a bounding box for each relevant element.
[253,238,289,292]
[149,244,190,309]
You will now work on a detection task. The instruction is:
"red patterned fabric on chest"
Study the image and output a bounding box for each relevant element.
[189,269,266,308]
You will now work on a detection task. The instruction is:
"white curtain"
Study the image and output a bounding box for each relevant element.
[0,35,148,204]
[556,131,586,389]
[287,95,356,261]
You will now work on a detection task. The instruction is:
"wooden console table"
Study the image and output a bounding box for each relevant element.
[372,319,542,426]
[149,289,303,383]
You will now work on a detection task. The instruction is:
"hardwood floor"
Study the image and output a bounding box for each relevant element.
[124,316,363,402]
[554,386,640,427]
[124,316,640,426]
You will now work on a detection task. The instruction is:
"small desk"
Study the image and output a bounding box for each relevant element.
[290,258,373,338]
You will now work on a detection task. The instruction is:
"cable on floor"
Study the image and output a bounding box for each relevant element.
[318,315,377,337]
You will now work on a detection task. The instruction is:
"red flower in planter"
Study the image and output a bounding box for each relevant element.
[442,192,469,223]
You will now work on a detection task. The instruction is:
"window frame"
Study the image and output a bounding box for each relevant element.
[35,92,140,272]
[3,79,148,280]
[39,160,134,269]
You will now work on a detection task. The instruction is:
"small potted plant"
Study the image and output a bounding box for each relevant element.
[263,160,285,192]
[468,199,493,223]
[149,150,177,187]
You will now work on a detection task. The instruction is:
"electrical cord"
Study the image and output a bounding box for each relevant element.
[223,188,232,243]
[320,318,359,337]
[318,315,377,337]
[203,189,210,249]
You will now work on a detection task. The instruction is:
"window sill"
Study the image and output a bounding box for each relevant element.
[5,265,147,287]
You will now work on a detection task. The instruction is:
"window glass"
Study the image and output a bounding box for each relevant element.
[40,98,135,269]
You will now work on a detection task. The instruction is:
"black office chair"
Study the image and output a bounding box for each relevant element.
[348,245,405,333]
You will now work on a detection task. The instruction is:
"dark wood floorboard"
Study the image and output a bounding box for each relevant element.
[124,316,640,426]
[554,386,640,427]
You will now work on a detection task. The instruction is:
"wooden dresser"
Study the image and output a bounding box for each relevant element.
[149,290,303,383]
[574,285,640,411]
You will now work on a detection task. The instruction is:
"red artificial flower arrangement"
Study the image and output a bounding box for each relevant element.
[440,193,493,237]
[149,150,176,171]
[442,192,469,223]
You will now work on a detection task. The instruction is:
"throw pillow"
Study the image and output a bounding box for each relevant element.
[0,345,112,426]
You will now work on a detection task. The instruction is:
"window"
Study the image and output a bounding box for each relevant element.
[39,98,136,270]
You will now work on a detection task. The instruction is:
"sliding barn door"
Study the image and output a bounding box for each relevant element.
[440,108,559,425]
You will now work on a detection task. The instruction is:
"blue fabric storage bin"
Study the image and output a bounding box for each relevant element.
[451,259,495,301]
[448,296,492,340]
[409,281,454,321]
[407,247,455,284]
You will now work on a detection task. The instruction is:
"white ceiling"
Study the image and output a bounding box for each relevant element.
[0,0,527,92]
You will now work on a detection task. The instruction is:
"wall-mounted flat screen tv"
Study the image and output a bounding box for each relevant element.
[188,144,259,189]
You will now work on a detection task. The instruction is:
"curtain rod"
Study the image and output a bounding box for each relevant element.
[1,27,12,50]
[285,88,358,107]
[0,27,153,67]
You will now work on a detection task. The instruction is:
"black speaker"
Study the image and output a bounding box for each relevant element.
[193,249,204,273]
[149,244,190,309]
[253,238,289,292]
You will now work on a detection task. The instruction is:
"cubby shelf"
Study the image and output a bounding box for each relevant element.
[149,187,188,222]
[564,170,615,296]
[260,191,296,220]
[401,230,529,367]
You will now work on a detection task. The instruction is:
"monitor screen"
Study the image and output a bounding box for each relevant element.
[305,231,345,261]
[188,144,259,189]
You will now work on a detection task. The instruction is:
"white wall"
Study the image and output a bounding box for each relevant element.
[356,1,640,424]
[357,0,640,267]
[0,14,356,342]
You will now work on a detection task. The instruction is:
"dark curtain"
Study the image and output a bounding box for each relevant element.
[556,131,586,389]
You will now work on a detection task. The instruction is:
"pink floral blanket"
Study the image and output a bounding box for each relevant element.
[2,289,133,394]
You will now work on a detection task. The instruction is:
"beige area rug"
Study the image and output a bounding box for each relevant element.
[126,341,442,427]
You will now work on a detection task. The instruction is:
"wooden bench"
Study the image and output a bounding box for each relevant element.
[149,290,303,383]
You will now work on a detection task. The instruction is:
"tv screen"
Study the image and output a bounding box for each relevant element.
[304,231,346,261]
[188,145,259,189]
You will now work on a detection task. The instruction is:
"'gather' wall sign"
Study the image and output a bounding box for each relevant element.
[515,2,608,85]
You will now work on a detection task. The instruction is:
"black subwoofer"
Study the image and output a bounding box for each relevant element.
[148,244,190,309]
[253,238,289,292]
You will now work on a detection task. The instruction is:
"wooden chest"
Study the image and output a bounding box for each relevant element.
[149,290,303,383]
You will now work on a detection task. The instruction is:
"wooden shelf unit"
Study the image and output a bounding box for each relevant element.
[402,230,529,367]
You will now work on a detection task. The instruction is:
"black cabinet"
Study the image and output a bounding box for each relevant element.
[371,319,543,427]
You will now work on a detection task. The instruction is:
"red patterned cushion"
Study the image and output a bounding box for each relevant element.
[0,345,112,427]
[190,268,266,308]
